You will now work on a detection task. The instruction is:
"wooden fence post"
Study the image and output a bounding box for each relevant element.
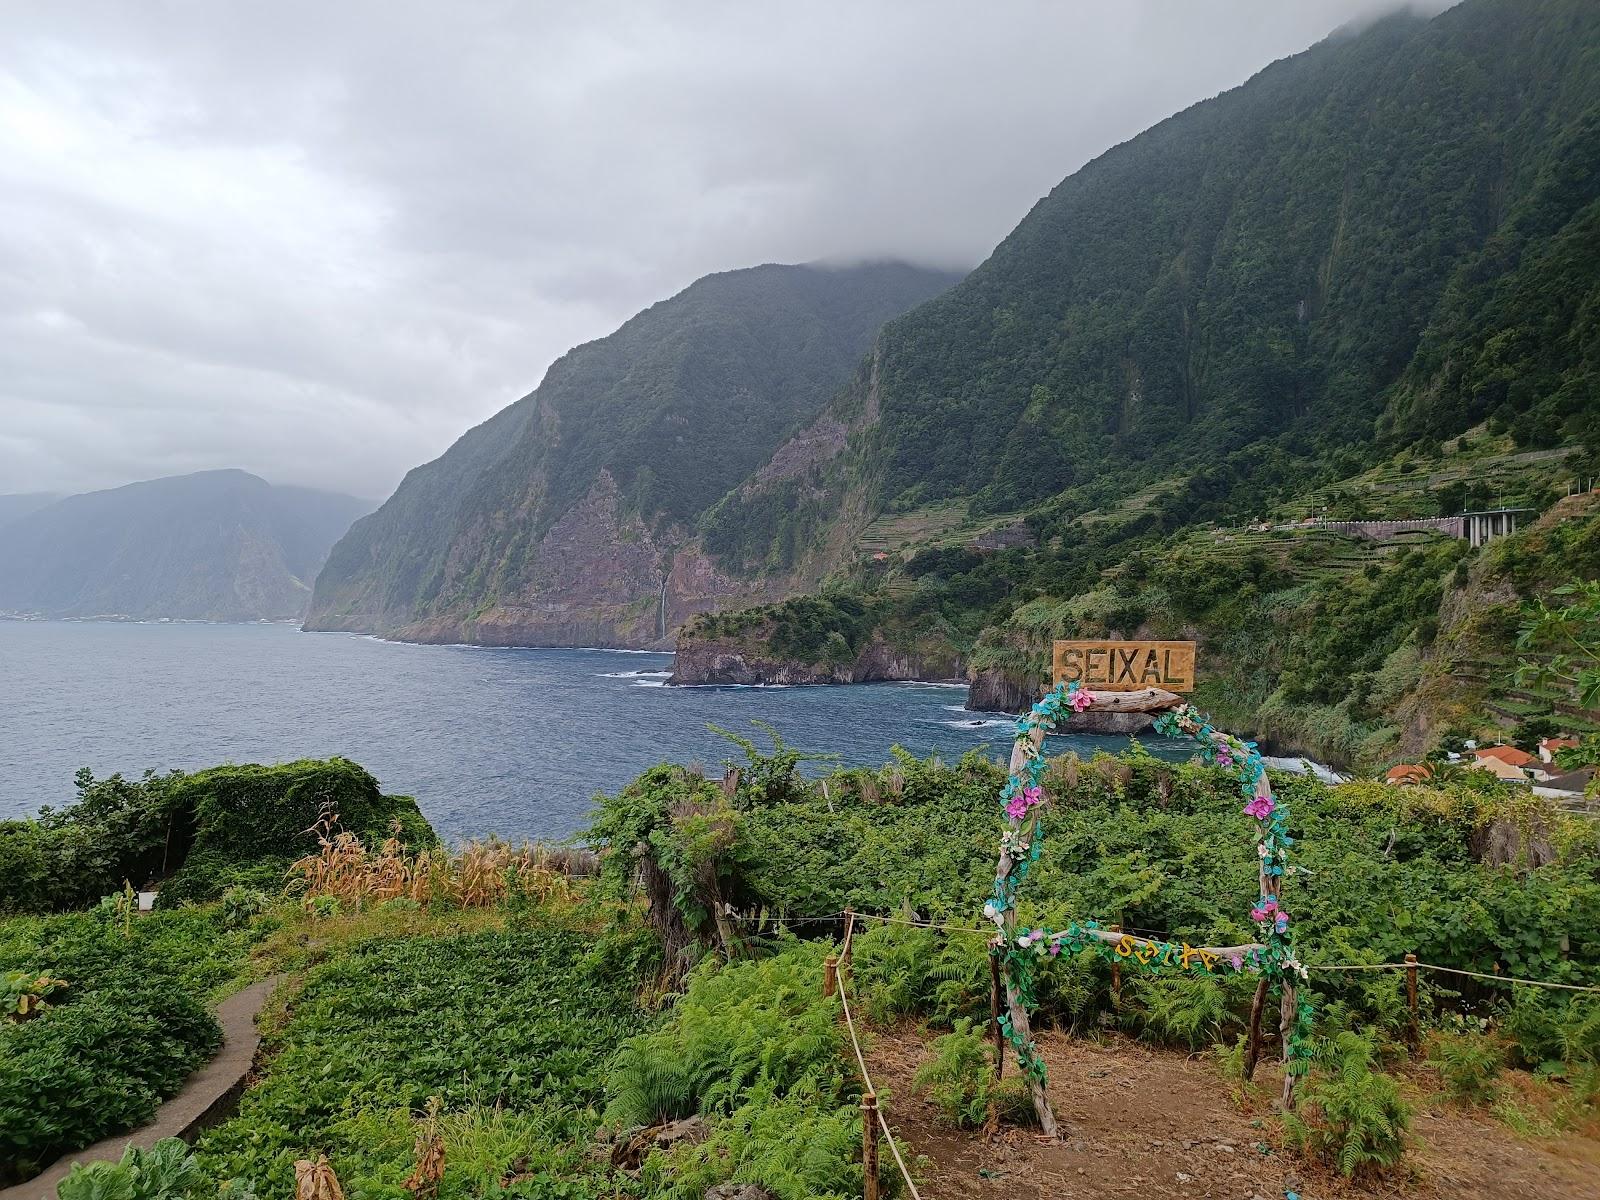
[1242,976,1269,1081]
[861,1091,879,1200]
[1405,953,1419,1048]
[824,954,839,999]
[1108,923,1123,1010]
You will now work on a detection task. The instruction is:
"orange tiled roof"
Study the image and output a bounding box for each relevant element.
[1473,745,1535,768]
[1385,764,1431,784]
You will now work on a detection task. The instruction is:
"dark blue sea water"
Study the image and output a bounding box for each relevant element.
[0,620,1195,841]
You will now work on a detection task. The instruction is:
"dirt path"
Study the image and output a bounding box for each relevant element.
[866,1026,1600,1200]
[1,975,285,1200]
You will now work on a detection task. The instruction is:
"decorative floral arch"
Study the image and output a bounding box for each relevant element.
[983,680,1313,1135]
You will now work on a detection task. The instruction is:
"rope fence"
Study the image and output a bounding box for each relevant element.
[835,910,1600,994]
[828,912,925,1200]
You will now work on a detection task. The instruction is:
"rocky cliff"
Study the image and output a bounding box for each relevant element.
[669,622,963,687]
[305,261,960,647]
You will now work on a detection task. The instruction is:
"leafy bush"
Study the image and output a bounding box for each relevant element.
[639,1079,870,1200]
[604,940,845,1129]
[58,1138,204,1200]
[0,911,228,1183]
[1282,1030,1411,1178]
[1428,1026,1504,1104]
[0,769,189,913]
[908,1017,1030,1130]
[1,760,435,914]
[194,927,639,1198]
[1121,974,1249,1051]
[912,1018,993,1127]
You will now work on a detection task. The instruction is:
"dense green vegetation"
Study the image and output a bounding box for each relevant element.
[4,737,1598,1195]
[196,926,645,1198]
[0,758,434,913]
[0,904,261,1183]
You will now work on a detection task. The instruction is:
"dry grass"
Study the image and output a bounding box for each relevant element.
[289,816,594,911]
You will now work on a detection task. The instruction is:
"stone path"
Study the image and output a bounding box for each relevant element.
[2,975,284,1200]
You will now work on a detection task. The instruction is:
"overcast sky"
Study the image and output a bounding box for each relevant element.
[0,1,1448,504]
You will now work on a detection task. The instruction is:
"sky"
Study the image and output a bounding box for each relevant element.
[0,1,1450,505]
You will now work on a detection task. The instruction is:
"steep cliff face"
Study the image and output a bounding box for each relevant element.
[305,261,959,646]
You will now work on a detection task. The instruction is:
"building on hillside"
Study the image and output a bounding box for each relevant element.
[1538,767,1595,796]
[1468,745,1536,783]
[1385,764,1432,786]
[1539,736,1581,764]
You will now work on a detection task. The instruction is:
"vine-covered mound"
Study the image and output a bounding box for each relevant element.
[0,758,435,913]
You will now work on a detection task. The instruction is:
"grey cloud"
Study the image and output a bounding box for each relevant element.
[0,0,1452,502]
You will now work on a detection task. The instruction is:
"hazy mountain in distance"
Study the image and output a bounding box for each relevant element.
[0,493,62,530]
[0,470,369,621]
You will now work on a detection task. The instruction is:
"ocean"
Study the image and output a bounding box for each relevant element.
[0,620,1197,841]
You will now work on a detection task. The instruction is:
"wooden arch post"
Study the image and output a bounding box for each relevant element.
[992,687,1183,1137]
[989,670,1305,1137]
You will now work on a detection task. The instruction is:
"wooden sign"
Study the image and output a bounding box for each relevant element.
[1053,640,1196,692]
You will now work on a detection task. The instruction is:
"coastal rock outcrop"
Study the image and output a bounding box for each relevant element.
[669,630,961,687]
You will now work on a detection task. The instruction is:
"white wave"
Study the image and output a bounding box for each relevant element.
[665,681,793,690]
[934,717,1011,731]
[598,669,674,679]
[631,678,669,688]
[891,680,969,690]
[1262,755,1347,783]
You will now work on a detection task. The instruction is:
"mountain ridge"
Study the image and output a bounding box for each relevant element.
[0,470,368,622]
[304,259,961,646]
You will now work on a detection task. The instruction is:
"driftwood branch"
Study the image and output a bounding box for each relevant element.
[1077,687,1183,713]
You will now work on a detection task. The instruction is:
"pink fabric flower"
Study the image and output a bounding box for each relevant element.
[1229,954,1243,972]
[1250,897,1278,923]
[1243,794,1274,820]
[1006,783,1044,822]
[1070,688,1093,712]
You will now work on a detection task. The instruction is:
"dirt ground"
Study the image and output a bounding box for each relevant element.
[865,1026,1600,1200]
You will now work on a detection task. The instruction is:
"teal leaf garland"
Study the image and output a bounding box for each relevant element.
[985,683,1314,1085]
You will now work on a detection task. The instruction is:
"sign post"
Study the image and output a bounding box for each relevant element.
[1052,639,1195,693]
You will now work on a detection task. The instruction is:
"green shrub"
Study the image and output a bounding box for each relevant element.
[1428,1027,1504,1104]
[908,1017,1031,1130]
[1121,974,1249,1051]
[1282,1030,1411,1178]
[639,1079,869,1200]
[604,941,845,1130]
[58,1138,204,1200]
[0,770,189,913]
[194,928,638,1198]
[1,760,435,915]
[0,935,221,1183]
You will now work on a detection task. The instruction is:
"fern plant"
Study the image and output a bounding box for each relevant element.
[1282,1030,1411,1178]
[604,941,846,1130]
[912,1018,992,1127]
[1428,1027,1504,1104]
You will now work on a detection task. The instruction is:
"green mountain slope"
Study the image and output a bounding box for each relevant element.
[679,0,1600,767]
[304,261,959,646]
[714,0,1600,560]
[0,470,368,621]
